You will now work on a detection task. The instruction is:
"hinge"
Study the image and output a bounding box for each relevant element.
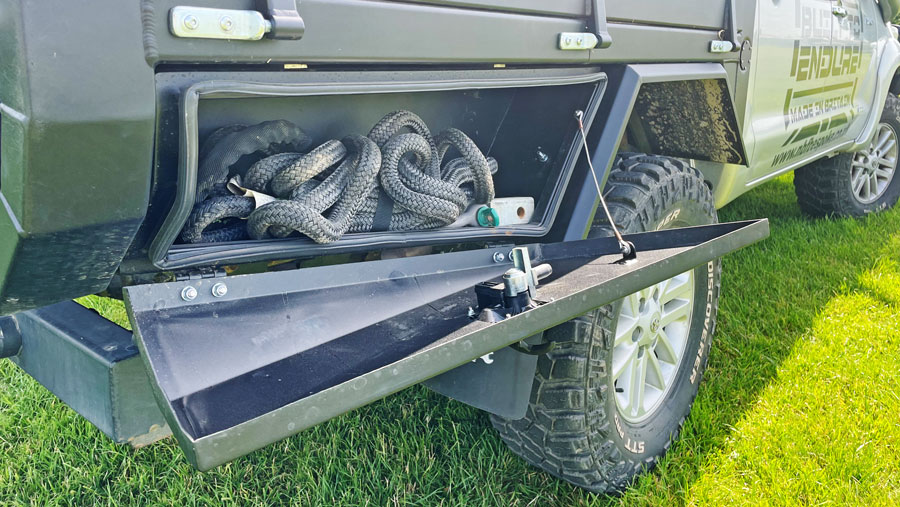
[170,2,304,41]
[175,268,227,282]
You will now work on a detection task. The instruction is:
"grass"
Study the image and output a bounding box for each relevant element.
[2,174,900,505]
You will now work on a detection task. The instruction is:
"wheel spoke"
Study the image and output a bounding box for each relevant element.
[646,352,665,390]
[660,273,692,303]
[879,137,895,155]
[614,315,639,347]
[874,129,891,152]
[612,345,637,381]
[661,298,691,327]
[625,292,640,317]
[875,167,894,179]
[877,156,896,169]
[853,172,866,196]
[655,329,678,364]
[654,278,669,302]
[629,353,647,417]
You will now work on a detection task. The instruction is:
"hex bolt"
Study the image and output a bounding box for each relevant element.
[492,251,506,263]
[219,15,234,32]
[181,286,198,302]
[211,283,228,298]
[183,14,199,31]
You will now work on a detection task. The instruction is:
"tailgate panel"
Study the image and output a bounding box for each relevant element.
[125,220,769,470]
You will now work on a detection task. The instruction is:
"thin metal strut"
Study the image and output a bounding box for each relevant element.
[574,110,636,261]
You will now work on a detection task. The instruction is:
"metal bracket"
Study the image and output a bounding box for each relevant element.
[170,2,304,41]
[558,32,599,51]
[510,247,552,299]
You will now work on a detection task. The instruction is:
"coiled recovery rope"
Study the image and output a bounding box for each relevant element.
[181,111,497,244]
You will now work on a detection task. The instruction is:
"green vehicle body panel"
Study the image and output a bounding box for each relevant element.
[0,0,898,312]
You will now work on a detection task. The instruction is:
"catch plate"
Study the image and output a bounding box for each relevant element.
[170,6,271,41]
[558,32,599,50]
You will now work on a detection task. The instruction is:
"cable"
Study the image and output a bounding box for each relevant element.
[574,110,635,259]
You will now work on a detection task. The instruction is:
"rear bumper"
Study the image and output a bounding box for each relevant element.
[6,302,169,446]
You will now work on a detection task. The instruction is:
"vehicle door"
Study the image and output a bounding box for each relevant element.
[746,0,840,182]
[832,0,880,141]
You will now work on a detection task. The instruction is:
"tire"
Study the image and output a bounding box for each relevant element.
[794,93,900,217]
[491,154,722,493]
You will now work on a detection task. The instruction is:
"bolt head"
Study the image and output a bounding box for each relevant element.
[211,283,228,298]
[181,286,198,301]
[219,15,234,32]
[493,251,506,263]
[183,15,199,30]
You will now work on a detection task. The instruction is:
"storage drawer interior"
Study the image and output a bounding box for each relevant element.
[148,71,606,269]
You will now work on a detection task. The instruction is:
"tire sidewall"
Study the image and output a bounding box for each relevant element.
[597,196,721,461]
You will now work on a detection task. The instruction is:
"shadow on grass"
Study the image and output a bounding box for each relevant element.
[684,227,900,504]
[608,175,900,505]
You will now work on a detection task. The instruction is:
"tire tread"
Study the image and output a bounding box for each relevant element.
[491,153,718,493]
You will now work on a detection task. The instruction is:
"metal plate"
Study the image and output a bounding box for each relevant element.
[170,7,270,41]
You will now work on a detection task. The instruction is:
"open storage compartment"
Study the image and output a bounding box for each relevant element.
[149,69,606,269]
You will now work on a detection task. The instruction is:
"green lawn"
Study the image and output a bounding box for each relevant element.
[2,174,900,505]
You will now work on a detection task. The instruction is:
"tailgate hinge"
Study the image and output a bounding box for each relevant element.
[175,268,227,282]
[170,2,304,41]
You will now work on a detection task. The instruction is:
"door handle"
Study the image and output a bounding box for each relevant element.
[832,4,848,18]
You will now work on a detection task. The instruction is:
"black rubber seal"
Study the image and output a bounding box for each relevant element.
[371,189,395,232]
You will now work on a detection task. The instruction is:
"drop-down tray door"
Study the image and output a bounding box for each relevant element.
[124,219,769,470]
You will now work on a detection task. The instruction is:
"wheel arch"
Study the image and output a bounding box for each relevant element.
[851,36,900,152]
[560,63,747,241]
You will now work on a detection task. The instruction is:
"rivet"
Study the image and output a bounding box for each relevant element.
[219,15,234,32]
[183,14,199,31]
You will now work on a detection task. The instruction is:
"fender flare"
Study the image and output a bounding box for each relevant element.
[850,36,900,151]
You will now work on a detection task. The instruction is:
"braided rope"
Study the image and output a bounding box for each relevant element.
[181,111,496,244]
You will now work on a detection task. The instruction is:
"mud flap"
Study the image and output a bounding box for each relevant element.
[124,220,768,470]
